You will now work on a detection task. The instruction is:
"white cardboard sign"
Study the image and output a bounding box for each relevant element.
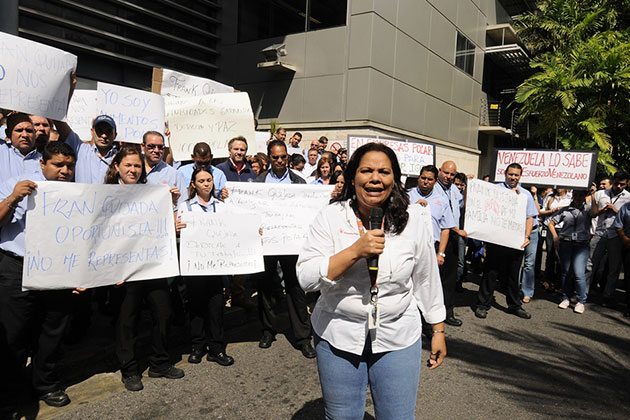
[165,92,256,161]
[464,179,528,250]
[23,182,179,290]
[348,135,435,176]
[65,90,97,141]
[179,210,264,276]
[97,82,165,144]
[225,182,334,255]
[160,68,234,97]
[0,31,77,120]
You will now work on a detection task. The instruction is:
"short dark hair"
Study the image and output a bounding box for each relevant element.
[228,136,248,150]
[267,139,287,156]
[613,171,630,182]
[42,141,75,163]
[506,163,523,173]
[290,153,306,167]
[275,127,285,134]
[142,130,164,144]
[293,132,302,139]
[188,166,215,200]
[331,142,409,235]
[454,172,467,183]
[193,142,211,156]
[419,165,438,178]
[318,136,328,143]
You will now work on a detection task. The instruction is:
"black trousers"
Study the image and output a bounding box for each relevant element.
[0,253,72,402]
[436,235,457,315]
[185,276,226,354]
[115,279,172,377]
[258,255,311,345]
[477,243,524,310]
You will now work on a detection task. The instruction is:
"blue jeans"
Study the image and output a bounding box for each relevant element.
[521,229,539,298]
[457,236,467,282]
[314,334,422,420]
[558,241,589,304]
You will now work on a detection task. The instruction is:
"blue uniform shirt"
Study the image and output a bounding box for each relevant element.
[146,160,188,205]
[0,171,45,257]
[437,180,463,227]
[178,163,226,198]
[613,202,630,238]
[408,187,455,242]
[0,142,43,181]
[65,131,117,184]
[265,168,292,184]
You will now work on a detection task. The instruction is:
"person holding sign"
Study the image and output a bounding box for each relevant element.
[297,143,446,420]
[104,147,184,392]
[176,167,235,366]
[254,140,315,358]
[178,142,228,199]
[475,163,537,320]
[0,112,42,180]
[141,131,186,205]
[0,142,81,409]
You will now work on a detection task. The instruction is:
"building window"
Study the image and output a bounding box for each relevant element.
[455,31,475,76]
[238,0,347,43]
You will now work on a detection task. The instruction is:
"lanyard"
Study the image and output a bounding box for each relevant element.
[354,213,384,307]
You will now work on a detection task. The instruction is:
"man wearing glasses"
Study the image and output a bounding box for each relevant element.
[254,140,315,358]
[142,131,186,204]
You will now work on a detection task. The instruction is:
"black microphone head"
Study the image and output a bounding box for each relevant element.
[369,207,384,230]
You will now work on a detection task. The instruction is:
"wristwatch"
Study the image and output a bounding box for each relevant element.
[438,252,446,258]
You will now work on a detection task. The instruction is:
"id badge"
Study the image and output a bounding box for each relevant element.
[572,232,578,241]
[368,304,380,330]
[541,229,547,238]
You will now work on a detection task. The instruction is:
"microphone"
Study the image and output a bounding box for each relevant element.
[368,207,384,273]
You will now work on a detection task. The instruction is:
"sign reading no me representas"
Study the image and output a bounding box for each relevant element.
[179,210,264,276]
[23,182,179,290]
[493,149,598,189]
[0,31,77,120]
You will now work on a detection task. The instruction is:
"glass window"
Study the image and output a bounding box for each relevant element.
[308,0,347,31]
[455,31,475,76]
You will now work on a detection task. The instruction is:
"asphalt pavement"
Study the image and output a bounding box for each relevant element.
[17,276,630,420]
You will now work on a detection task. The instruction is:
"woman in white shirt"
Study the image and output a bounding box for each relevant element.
[176,167,234,367]
[297,142,446,420]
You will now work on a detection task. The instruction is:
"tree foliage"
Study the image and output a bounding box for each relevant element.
[515,0,630,173]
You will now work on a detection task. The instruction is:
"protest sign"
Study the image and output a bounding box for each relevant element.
[65,90,97,141]
[492,149,598,189]
[256,131,270,153]
[165,92,255,161]
[348,135,435,176]
[225,182,334,255]
[22,182,179,290]
[464,179,528,250]
[179,210,264,276]
[153,67,234,97]
[0,31,77,120]
[97,82,165,144]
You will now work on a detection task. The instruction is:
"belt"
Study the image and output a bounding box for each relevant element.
[0,248,24,262]
[559,237,588,244]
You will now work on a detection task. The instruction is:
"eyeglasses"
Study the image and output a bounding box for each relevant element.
[146,144,164,150]
[270,154,288,160]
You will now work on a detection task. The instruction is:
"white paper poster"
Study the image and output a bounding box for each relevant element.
[160,68,234,97]
[97,82,165,144]
[225,182,334,255]
[348,135,435,177]
[0,31,77,120]
[65,90,97,141]
[256,131,270,153]
[179,210,264,276]
[165,92,256,161]
[464,179,528,250]
[23,182,179,290]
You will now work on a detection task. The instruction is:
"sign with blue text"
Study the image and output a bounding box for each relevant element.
[65,89,97,141]
[22,182,179,290]
[97,82,165,144]
[0,31,77,120]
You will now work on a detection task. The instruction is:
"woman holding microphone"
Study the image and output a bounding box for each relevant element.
[297,142,446,419]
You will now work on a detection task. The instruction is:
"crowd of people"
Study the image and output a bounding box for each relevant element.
[1,100,629,418]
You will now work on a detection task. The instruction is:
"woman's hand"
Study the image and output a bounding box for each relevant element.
[169,186,181,206]
[428,326,447,370]
[175,216,186,233]
[351,229,385,259]
[415,199,428,207]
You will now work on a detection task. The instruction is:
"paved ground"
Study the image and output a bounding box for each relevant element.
[12,277,630,420]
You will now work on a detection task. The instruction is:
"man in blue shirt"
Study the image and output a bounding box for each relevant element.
[476,163,537,320]
[408,165,459,326]
[215,136,257,183]
[253,140,314,358]
[177,142,227,199]
[607,202,630,316]
[0,142,83,410]
[142,131,187,205]
[0,113,43,181]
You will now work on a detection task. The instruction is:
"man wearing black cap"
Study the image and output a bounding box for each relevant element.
[56,114,119,184]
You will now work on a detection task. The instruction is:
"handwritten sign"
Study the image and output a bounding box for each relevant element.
[348,135,435,176]
[255,131,270,153]
[0,31,77,120]
[97,82,165,144]
[155,68,234,97]
[493,149,598,188]
[22,182,179,290]
[225,182,334,255]
[464,179,528,250]
[179,210,264,275]
[65,90,97,141]
[165,92,255,161]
